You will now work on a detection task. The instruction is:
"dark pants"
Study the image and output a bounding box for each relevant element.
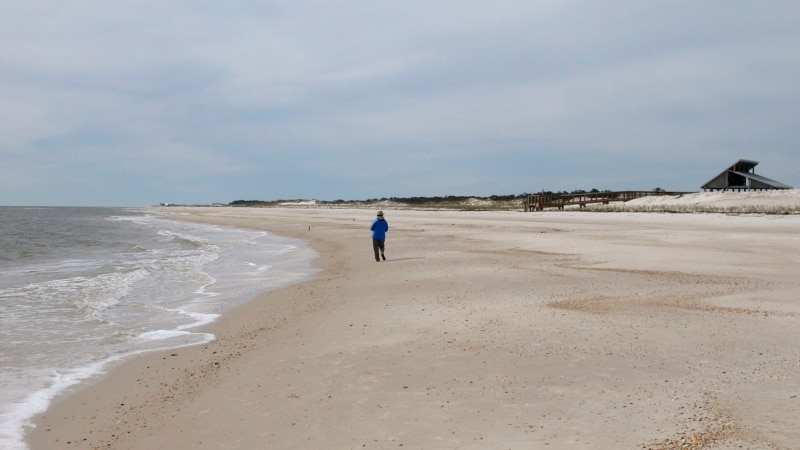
[372,239,385,261]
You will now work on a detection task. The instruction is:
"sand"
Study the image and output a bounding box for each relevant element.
[27,206,800,449]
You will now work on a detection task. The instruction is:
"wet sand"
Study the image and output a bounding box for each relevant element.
[29,207,800,449]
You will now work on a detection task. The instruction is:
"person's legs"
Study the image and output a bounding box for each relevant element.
[378,239,386,260]
[372,239,381,261]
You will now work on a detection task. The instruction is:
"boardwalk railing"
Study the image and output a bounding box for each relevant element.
[524,191,691,211]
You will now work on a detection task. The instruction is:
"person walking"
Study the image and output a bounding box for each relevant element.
[370,210,389,262]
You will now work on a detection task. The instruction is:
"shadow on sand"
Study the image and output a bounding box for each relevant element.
[380,257,426,263]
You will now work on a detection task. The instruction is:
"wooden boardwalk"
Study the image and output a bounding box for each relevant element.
[524,191,691,211]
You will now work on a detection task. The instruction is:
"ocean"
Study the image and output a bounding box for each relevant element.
[0,206,317,450]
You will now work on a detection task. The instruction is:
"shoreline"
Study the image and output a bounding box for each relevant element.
[28,207,800,449]
[26,207,338,449]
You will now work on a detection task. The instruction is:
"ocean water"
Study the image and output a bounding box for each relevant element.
[0,207,317,450]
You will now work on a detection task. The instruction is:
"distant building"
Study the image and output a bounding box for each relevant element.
[701,159,792,191]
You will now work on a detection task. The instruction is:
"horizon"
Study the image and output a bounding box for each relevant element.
[9,187,800,209]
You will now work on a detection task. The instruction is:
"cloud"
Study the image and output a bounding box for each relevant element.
[1,1,799,205]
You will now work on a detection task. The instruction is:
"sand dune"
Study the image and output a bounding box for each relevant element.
[608,189,800,213]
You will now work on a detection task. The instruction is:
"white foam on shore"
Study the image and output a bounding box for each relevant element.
[2,212,318,450]
[1,364,107,450]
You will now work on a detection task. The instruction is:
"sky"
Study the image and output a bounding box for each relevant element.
[2,1,799,206]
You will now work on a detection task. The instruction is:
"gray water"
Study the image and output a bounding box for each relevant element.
[0,207,317,450]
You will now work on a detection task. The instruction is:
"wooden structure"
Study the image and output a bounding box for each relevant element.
[524,190,690,212]
[701,159,792,191]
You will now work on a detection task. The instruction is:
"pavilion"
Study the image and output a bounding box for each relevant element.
[701,159,792,191]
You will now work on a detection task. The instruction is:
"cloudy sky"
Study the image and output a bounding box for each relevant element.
[2,1,798,206]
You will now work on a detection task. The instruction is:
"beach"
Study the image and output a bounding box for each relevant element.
[28,206,800,449]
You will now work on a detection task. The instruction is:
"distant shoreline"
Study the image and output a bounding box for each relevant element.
[156,189,800,214]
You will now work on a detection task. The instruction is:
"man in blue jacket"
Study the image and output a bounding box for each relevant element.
[370,210,389,262]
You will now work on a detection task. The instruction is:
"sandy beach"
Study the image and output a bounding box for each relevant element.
[28,205,800,449]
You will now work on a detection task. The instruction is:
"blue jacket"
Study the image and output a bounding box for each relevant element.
[370,217,389,240]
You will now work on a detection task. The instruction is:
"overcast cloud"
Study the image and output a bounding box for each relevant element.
[2,1,798,206]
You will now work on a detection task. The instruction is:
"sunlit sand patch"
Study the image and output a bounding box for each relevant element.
[696,291,800,317]
[545,266,775,316]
